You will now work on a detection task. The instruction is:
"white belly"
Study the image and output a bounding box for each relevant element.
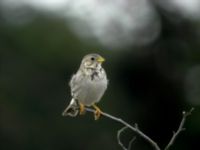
[76,77,107,106]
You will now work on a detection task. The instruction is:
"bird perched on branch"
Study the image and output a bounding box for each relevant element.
[62,53,108,120]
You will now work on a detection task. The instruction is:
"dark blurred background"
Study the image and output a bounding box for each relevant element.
[0,0,200,150]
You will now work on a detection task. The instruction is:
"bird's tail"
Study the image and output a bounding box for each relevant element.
[62,98,79,117]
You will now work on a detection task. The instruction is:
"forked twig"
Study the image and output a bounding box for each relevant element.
[164,107,194,150]
[117,126,129,150]
[86,108,160,150]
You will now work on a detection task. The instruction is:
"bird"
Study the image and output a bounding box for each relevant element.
[62,53,108,120]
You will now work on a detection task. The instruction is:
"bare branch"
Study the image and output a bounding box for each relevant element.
[117,126,129,150]
[65,107,194,150]
[164,108,194,150]
[85,108,161,150]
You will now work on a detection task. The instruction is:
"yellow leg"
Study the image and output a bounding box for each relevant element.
[79,103,85,115]
[92,104,102,120]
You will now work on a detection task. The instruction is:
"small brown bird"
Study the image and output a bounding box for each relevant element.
[62,53,108,120]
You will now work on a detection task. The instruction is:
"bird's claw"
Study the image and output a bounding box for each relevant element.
[79,103,86,115]
[93,104,102,120]
[94,110,101,120]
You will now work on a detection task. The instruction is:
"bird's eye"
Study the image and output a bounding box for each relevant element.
[91,57,95,61]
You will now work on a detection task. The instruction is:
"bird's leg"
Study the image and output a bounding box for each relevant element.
[92,104,102,120]
[79,103,85,115]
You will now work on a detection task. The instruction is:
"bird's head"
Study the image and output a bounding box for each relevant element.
[81,53,105,70]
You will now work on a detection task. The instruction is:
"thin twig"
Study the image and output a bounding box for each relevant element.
[85,108,161,150]
[128,136,136,150]
[164,107,194,150]
[117,126,129,150]
[117,126,136,150]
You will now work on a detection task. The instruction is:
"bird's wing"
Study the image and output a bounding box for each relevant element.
[69,71,84,97]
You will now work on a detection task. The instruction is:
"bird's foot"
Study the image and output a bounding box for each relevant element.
[92,104,102,120]
[79,103,85,115]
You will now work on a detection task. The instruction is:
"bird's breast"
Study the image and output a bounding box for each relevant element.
[77,74,107,106]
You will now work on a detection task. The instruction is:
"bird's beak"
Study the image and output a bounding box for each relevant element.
[97,56,105,63]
